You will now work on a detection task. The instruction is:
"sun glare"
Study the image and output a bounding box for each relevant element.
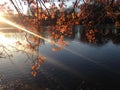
[0,12,4,16]
[0,33,16,45]
[0,16,52,43]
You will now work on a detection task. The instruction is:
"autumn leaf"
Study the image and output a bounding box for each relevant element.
[31,71,37,77]
[32,65,37,70]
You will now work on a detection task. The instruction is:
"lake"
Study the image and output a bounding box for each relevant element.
[0,25,120,90]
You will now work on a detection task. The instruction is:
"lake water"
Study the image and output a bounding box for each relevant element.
[0,25,120,90]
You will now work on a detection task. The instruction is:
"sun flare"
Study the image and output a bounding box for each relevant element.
[0,12,4,16]
[0,33,16,45]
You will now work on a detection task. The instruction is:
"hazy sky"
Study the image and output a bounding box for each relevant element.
[0,0,82,14]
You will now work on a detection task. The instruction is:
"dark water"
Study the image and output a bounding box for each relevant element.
[0,26,120,90]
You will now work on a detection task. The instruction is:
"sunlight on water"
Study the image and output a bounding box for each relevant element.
[0,33,17,45]
[0,16,52,43]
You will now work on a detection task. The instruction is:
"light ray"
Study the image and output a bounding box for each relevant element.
[0,16,118,75]
[0,16,95,62]
[0,16,52,43]
[0,16,100,65]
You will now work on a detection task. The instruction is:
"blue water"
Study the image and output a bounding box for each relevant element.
[0,26,120,90]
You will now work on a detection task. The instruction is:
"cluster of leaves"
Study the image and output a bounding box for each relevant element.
[15,0,120,40]
[79,1,120,26]
[16,37,46,77]
[8,0,120,43]
[31,55,45,77]
[80,26,120,46]
[85,29,98,44]
[11,0,75,52]
[1,0,120,27]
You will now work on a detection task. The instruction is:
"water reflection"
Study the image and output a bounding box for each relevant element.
[0,25,120,67]
[47,25,120,47]
[79,26,120,46]
[0,25,120,89]
[0,25,120,46]
[0,32,46,77]
[0,25,120,66]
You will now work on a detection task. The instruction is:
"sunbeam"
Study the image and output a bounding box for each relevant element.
[0,16,119,78]
[0,16,96,62]
[0,16,52,43]
[0,16,101,67]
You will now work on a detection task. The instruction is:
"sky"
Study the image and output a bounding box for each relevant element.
[0,0,83,14]
[0,0,27,14]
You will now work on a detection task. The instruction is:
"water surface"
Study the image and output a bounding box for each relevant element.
[0,26,120,90]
